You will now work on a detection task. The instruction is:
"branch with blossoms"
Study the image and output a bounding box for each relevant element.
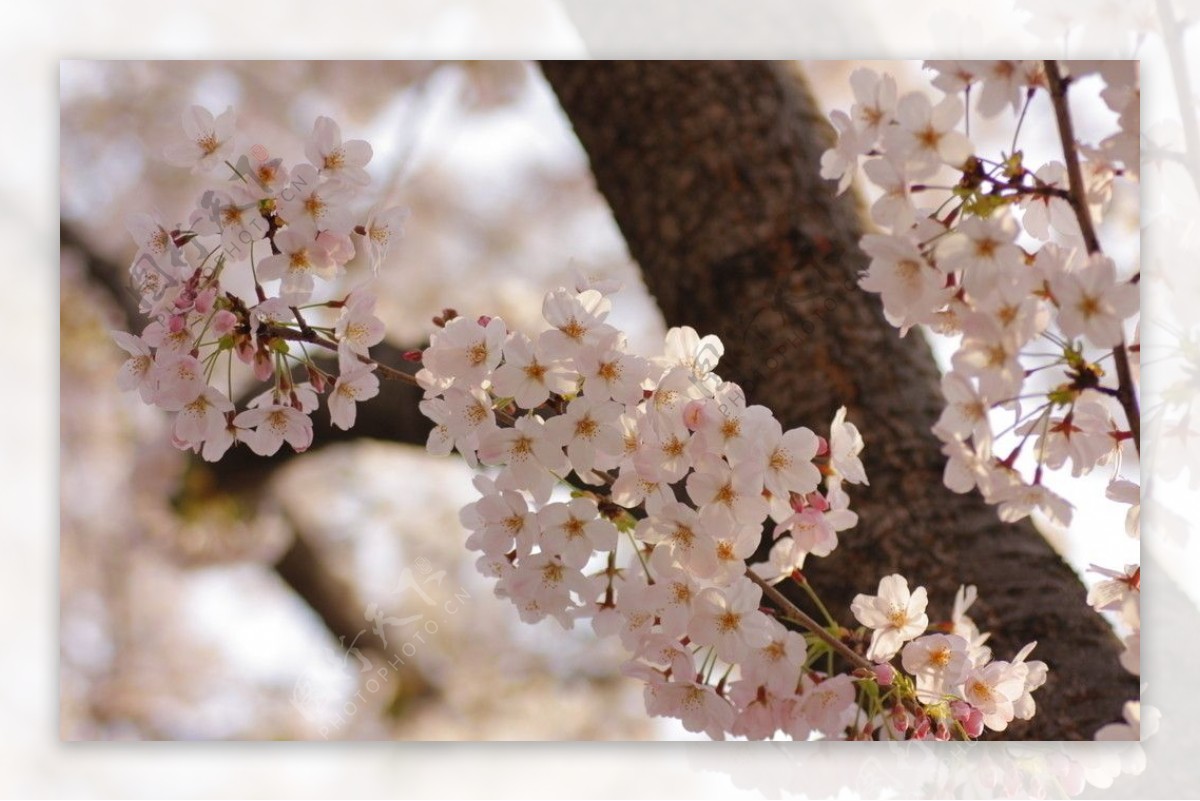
[113,104,1049,741]
[820,59,1141,738]
[408,280,1045,740]
[113,106,408,461]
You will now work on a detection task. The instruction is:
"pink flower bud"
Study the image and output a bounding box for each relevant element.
[815,435,830,457]
[253,349,274,382]
[872,663,895,686]
[403,349,424,363]
[935,721,951,741]
[212,310,237,336]
[805,491,830,512]
[195,288,217,314]
[235,336,255,363]
[683,400,706,431]
[307,366,327,393]
[477,315,492,327]
[912,720,930,740]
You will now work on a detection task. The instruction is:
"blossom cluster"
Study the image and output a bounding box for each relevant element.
[853,577,1046,735]
[114,106,405,460]
[416,279,1043,739]
[821,61,1139,735]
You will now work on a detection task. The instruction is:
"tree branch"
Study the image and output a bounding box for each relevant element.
[1043,60,1140,456]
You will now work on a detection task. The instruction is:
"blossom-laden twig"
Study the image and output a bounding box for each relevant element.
[820,59,1141,739]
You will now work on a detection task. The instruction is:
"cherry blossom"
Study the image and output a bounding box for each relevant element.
[491,332,576,410]
[689,576,772,664]
[235,403,314,456]
[851,574,930,661]
[328,362,379,430]
[306,116,373,187]
[1051,253,1138,348]
[883,92,972,178]
[163,105,236,173]
[256,225,339,305]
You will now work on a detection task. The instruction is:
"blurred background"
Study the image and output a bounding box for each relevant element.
[59,58,1142,742]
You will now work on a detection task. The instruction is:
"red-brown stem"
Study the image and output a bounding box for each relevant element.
[745,570,873,671]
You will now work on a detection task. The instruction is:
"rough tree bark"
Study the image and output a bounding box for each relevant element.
[540,60,1136,739]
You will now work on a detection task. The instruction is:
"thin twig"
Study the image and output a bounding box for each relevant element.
[1043,60,1141,456]
[746,570,873,671]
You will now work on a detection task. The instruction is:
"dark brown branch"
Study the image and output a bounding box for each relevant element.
[1044,60,1140,455]
[541,59,1136,739]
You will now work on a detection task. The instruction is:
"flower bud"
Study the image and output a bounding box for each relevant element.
[212,310,237,336]
[253,349,274,382]
[683,400,706,431]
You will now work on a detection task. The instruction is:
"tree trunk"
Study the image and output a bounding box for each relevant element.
[540,59,1136,740]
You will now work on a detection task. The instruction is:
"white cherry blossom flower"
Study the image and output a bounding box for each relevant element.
[859,233,951,333]
[1051,253,1138,348]
[234,403,314,456]
[819,109,866,195]
[112,331,158,403]
[422,316,507,391]
[901,633,970,702]
[685,456,769,527]
[537,498,618,568]
[934,372,992,446]
[689,576,772,664]
[491,331,576,410]
[849,68,898,146]
[328,362,379,430]
[256,225,339,305]
[883,93,972,178]
[173,385,235,450]
[851,574,929,662]
[335,285,386,357]
[1018,162,1080,241]
[575,336,650,406]
[478,414,569,504]
[361,205,407,271]
[164,105,236,173]
[276,164,352,234]
[937,213,1023,302]
[796,673,857,737]
[543,395,624,477]
[829,406,869,486]
[961,660,1026,731]
[994,480,1073,527]
[540,288,615,359]
[306,116,373,187]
